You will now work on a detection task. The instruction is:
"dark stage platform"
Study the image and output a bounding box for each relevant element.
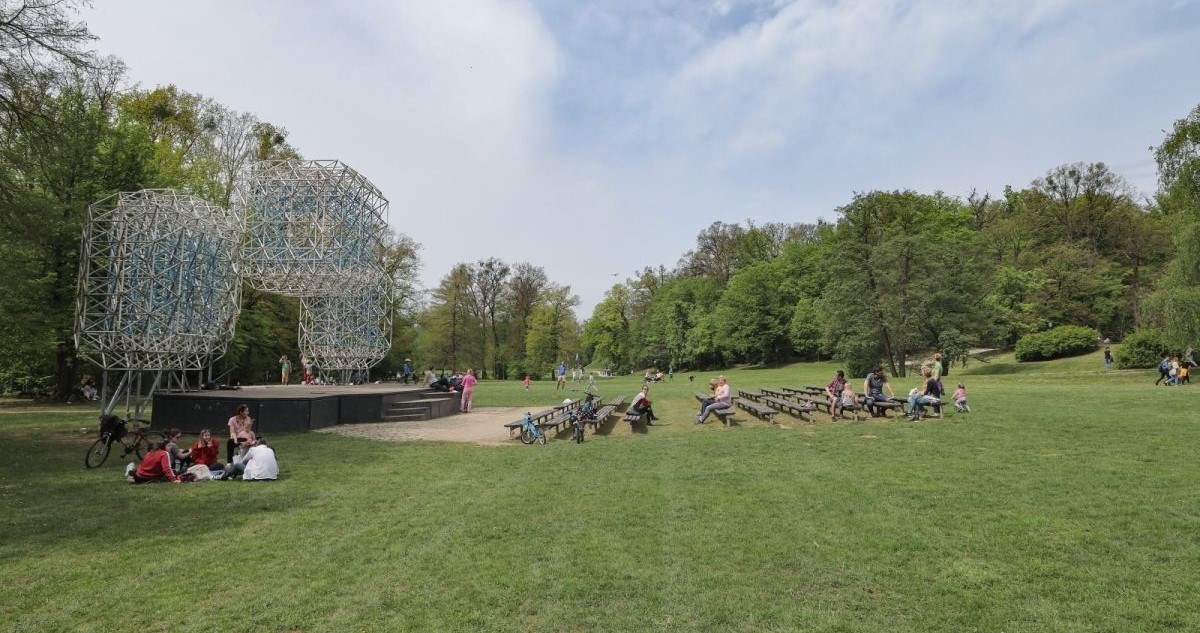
[151,384,460,433]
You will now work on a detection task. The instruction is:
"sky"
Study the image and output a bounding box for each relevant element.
[82,0,1200,317]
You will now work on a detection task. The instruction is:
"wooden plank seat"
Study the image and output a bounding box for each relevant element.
[859,395,903,419]
[503,408,557,437]
[738,389,765,403]
[763,396,813,421]
[693,391,735,427]
[733,397,777,423]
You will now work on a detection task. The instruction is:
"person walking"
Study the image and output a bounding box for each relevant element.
[1104,347,1113,371]
[279,355,292,385]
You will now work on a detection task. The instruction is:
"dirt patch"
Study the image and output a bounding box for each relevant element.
[315,407,527,445]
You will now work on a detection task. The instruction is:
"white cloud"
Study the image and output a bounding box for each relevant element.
[81,0,1200,318]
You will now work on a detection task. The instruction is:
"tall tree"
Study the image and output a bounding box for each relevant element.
[824,190,987,377]
[466,257,509,379]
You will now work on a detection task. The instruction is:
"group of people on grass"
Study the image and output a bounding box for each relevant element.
[124,403,278,484]
[1153,348,1195,386]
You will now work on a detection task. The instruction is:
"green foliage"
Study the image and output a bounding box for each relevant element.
[1115,329,1171,369]
[824,190,989,375]
[1014,325,1097,362]
[1154,102,1200,216]
[713,260,795,364]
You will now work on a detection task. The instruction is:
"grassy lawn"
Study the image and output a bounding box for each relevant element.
[2,350,1198,632]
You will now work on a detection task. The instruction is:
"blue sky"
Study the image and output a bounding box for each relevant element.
[84,0,1200,316]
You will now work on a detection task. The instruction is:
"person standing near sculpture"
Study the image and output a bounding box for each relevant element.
[460,368,477,413]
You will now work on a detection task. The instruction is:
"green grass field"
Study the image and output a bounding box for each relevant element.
[2,350,1198,632]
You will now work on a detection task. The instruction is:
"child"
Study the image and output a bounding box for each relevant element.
[953,383,970,413]
[1180,364,1190,385]
[839,382,860,420]
[523,375,531,391]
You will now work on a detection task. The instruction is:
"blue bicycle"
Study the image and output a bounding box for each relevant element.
[519,413,547,445]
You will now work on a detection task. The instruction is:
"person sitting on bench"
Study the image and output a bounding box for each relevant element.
[695,376,731,424]
[863,366,896,416]
[629,385,659,423]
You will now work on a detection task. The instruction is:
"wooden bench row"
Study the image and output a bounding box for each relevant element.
[739,387,905,422]
[506,394,631,439]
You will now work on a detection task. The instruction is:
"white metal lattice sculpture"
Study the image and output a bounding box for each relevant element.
[239,159,389,297]
[299,268,394,371]
[75,190,242,371]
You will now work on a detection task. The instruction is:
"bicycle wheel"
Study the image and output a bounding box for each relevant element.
[85,438,111,469]
[537,432,546,445]
[519,427,536,445]
[132,431,165,460]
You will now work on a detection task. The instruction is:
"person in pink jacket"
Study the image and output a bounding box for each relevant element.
[460,368,478,412]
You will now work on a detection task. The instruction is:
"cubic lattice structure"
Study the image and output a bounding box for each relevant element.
[239,159,389,297]
[298,270,393,371]
[75,190,243,371]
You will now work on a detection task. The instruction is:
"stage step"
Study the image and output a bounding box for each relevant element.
[383,412,429,422]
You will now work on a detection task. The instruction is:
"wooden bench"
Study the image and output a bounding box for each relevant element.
[860,394,903,419]
[738,389,765,403]
[693,391,734,427]
[503,408,557,437]
[734,397,777,423]
[763,396,813,421]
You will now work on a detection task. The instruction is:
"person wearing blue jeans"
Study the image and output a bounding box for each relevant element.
[906,367,939,421]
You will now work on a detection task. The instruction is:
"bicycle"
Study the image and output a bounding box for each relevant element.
[84,415,165,469]
[518,413,547,445]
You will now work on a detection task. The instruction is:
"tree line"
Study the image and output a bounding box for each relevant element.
[421,104,1200,379]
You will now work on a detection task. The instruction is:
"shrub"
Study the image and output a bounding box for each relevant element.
[1115,329,1170,369]
[1014,325,1097,362]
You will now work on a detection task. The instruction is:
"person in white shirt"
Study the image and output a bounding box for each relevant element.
[220,436,278,481]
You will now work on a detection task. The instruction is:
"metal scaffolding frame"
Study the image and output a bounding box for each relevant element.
[299,267,394,374]
[74,160,396,419]
[239,159,389,297]
[75,190,243,418]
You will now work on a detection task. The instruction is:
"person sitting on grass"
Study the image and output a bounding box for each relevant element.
[189,428,224,474]
[164,428,193,473]
[125,438,180,484]
[220,435,278,481]
[629,385,659,423]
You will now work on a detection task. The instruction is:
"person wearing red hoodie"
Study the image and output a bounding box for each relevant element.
[126,439,180,484]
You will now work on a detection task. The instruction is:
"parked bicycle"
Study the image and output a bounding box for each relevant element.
[84,415,164,469]
[518,412,547,445]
